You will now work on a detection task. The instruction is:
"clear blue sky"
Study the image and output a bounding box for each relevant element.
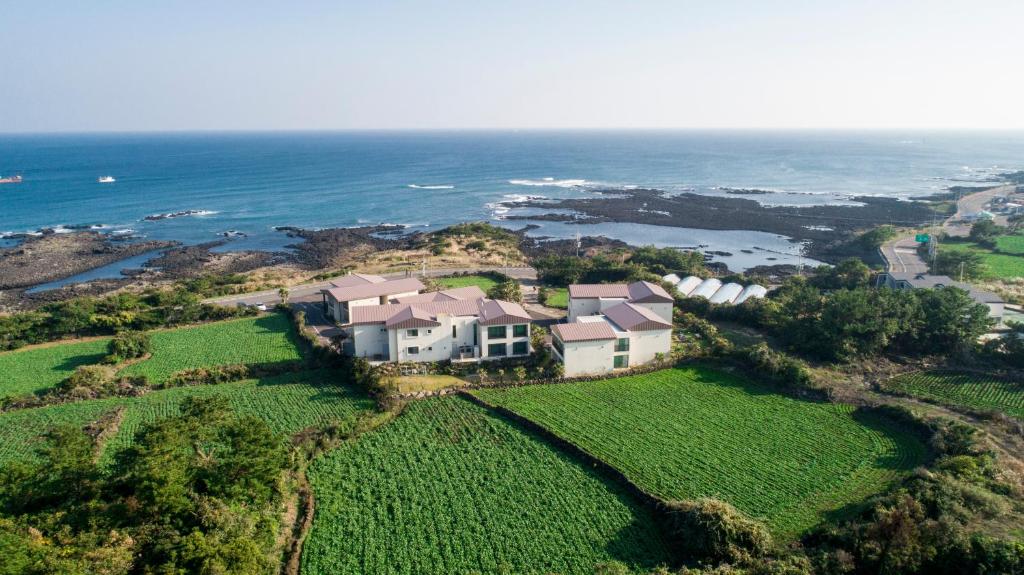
[3,0,1022,132]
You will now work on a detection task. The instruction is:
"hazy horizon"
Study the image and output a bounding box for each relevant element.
[4,1,1023,133]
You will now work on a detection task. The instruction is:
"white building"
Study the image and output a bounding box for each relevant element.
[662,274,767,305]
[567,281,674,323]
[320,273,425,323]
[345,288,533,363]
[551,302,673,377]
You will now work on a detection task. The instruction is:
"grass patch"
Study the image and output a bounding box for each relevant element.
[434,274,499,292]
[0,339,111,400]
[886,370,1024,420]
[544,287,569,309]
[301,397,672,575]
[396,374,467,394]
[942,241,1024,279]
[119,314,303,383]
[0,370,373,465]
[474,367,926,538]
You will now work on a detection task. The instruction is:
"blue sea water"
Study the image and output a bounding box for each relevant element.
[1,131,1022,272]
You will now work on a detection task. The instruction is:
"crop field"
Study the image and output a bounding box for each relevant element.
[942,242,1024,279]
[434,274,499,292]
[474,367,926,537]
[0,371,373,465]
[0,338,110,399]
[302,397,672,575]
[119,314,304,383]
[886,370,1024,420]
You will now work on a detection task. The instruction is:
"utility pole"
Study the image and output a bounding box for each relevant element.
[959,261,965,282]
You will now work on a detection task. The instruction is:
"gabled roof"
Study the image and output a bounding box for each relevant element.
[568,281,673,303]
[328,273,386,288]
[394,285,487,304]
[883,272,1003,304]
[478,299,532,326]
[552,321,617,342]
[603,302,673,331]
[324,277,425,303]
[386,306,440,329]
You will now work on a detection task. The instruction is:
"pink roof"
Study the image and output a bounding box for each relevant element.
[328,273,386,289]
[567,281,672,303]
[386,306,440,329]
[603,302,672,331]
[552,321,616,342]
[324,277,425,303]
[394,285,487,304]
[349,297,528,327]
[478,299,532,326]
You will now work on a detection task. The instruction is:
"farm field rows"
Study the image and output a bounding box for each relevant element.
[0,338,110,399]
[0,370,373,465]
[302,397,672,575]
[886,370,1024,420]
[474,367,927,538]
[118,313,304,383]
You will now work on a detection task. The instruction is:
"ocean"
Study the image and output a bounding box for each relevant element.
[2,130,1023,272]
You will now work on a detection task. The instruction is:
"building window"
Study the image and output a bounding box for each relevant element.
[407,346,419,355]
[487,326,507,339]
[615,338,630,352]
[512,341,529,355]
[614,354,629,368]
[552,337,564,356]
[452,326,457,338]
[488,343,507,357]
[406,329,418,338]
[513,324,528,338]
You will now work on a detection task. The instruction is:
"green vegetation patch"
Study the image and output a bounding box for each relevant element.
[301,397,672,575]
[434,274,499,292]
[544,287,569,309]
[886,370,1024,420]
[941,242,1024,279]
[0,338,110,399]
[994,231,1024,256]
[474,367,926,538]
[119,314,303,383]
[0,370,372,465]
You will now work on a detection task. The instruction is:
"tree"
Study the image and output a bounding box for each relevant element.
[530,325,548,358]
[628,245,705,276]
[859,225,898,249]
[906,288,993,355]
[107,330,152,363]
[278,287,290,305]
[487,279,523,303]
[968,220,1003,247]
[810,258,873,290]
[933,250,985,280]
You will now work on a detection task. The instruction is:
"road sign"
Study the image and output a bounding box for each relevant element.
[915,234,930,243]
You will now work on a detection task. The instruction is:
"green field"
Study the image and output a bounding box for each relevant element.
[995,231,1024,256]
[302,397,672,575]
[434,274,499,292]
[942,241,1024,279]
[0,371,373,465]
[119,314,303,383]
[886,370,1024,420]
[543,286,569,309]
[0,338,111,399]
[474,367,926,537]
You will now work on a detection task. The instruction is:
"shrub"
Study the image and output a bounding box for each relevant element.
[663,498,772,564]
[107,330,152,363]
[57,364,118,396]
[487,279,523,303]
[736,344,816,392]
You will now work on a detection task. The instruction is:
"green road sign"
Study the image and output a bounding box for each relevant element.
[915,234,930,243]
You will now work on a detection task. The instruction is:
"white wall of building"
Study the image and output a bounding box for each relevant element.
[557,338,616,376]
[627,329,672,365]
[568,298,602,322]
[631,301,673,323]
[351,324,390,359]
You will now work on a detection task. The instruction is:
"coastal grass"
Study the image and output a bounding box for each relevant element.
[0,370,373,466]
[118,314,304,383]
[544,286,569,309]
[885,370,1024,420]
[942,241,1024,279]
[434,274,499,292]
[473,367,927,538]
[0,338,111,400]
[301,397,671,575]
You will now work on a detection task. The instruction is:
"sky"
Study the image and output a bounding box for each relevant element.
[2,0,1023,132]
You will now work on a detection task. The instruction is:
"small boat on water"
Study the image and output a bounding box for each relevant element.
[97,176,116,183]
[0,175,23,184]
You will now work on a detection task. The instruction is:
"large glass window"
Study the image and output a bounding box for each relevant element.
[407,346,419,355]
[406,329,418,338]
[615,337,630,352]
[614,354,629,368]
[512,341,529,355]
[487,325,507,339]
[487,343,507,357]
[513,324,528,338]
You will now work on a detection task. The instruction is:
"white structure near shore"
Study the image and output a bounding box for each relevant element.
[553,283,674,377]
[663,274,767,305]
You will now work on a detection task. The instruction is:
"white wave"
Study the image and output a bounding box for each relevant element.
[502,193,547,202]
[803,225,834,231]
[143,209,219,221]
[508,178,590,188]
[407,184,455,190]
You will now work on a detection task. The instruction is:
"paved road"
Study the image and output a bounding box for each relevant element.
[880,184,1016,273]
[204,266,537,307]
